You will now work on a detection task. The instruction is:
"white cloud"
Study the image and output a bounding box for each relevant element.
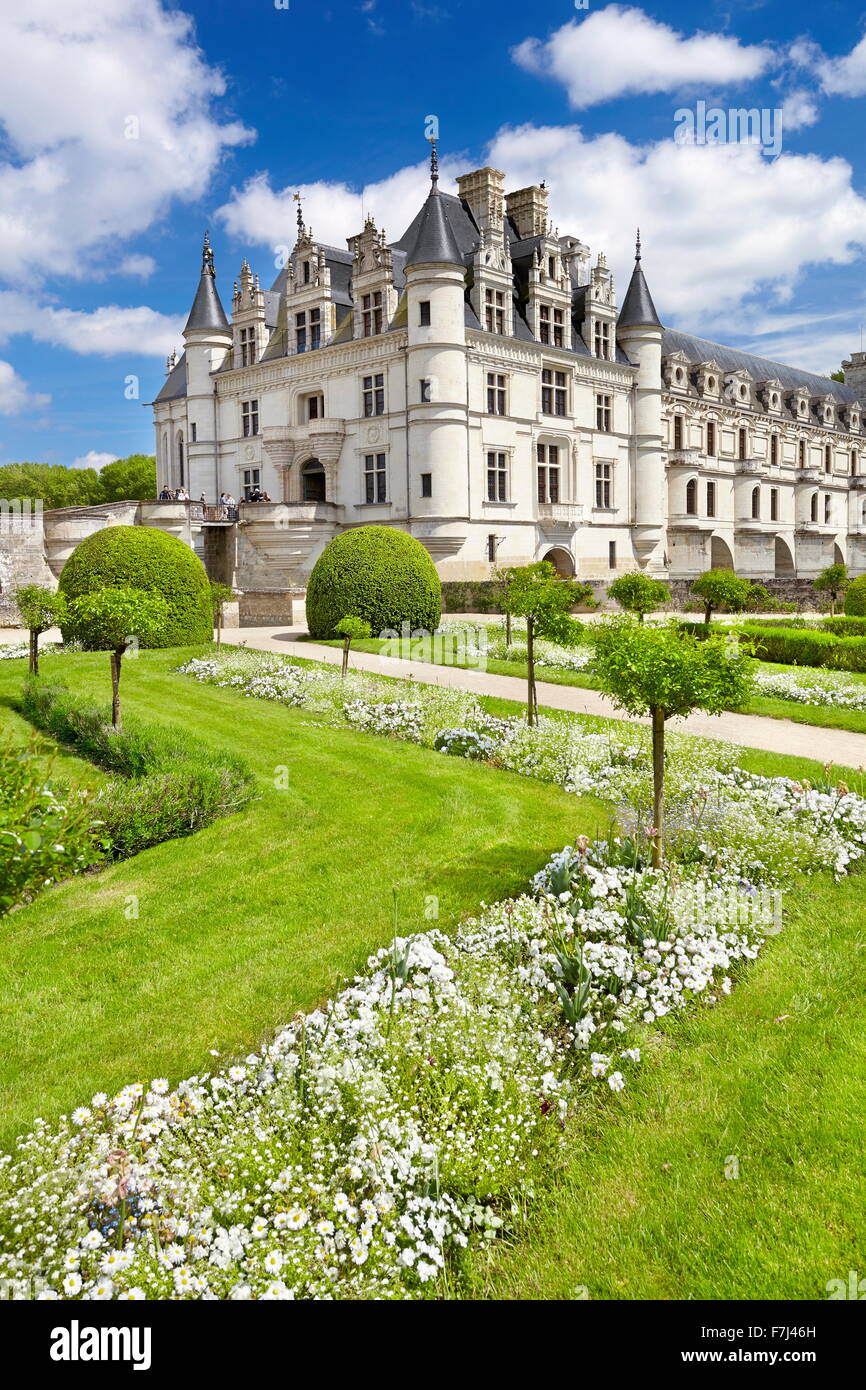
[810,31,866,98]
[512,6,776,109]
[0,292,184,357]
[779,89,820,131]
[486,123,866,322]
[71,450,118,471]
[0,0,254,282]
[117,255,158,279]
[0,360,51,415]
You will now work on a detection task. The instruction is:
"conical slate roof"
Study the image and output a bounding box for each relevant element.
[618,233,663,330]
[403,185,464,268]
[183,232,231,335]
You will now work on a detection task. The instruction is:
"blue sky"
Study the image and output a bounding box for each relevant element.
[2,0,866,470]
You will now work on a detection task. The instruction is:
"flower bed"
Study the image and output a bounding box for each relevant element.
[1,649,864,1300]
[752,667,866,711]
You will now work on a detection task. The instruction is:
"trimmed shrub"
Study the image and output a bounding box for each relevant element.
[822,615,866,638]
[739,624,866,673]
[20,680,256,858]
[58,526,212,647]
[306,526,441,639]
[843,574,866,617]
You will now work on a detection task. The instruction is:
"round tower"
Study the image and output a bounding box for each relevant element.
[182,232,232,500]
[616,232,666,572]
[403,143,468,522]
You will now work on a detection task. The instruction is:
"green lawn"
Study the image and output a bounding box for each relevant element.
[306,633,866,737]
[0,647,596,1149]
[2,644,864,1302]
[470,869,866,1301]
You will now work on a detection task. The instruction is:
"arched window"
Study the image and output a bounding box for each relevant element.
[810,492,818,523]
[301,458,326,503]
[751,485,760,519]
[176,431,184,487]
[685,478,697,515]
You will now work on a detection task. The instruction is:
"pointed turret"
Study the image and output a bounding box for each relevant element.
[617,230,663,330]
[403,141,464,268]
[183,231,231,335]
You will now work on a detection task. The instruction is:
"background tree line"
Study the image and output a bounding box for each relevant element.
[0,455,156,510]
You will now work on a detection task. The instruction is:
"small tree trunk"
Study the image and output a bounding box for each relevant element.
[651,706,665,868]
[110,650,122,728]
[30,628,38,676]
[638,611,644,624]
[505,610,512,647]
[341,638,350,677]
[216,606,222,650]
[704,604,712,625]
[526,615,536,726]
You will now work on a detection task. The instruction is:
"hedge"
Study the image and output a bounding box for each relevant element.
[843,575,866,617]
[58,526,212,647]
[738,625,866,673]
[306,526,441,639]
[21,680,256,858]
[821,615,866,638]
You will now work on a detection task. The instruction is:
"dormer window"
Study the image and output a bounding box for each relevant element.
[362,291,383,337]
[707,376,716,392]
[539,304,563,347]
[303,260,311,285]
[547,256,556,279]
[593,320,611,360]
[239,326,256,367]
[485,288,505,334]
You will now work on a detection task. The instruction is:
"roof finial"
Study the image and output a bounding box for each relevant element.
[202,229,215,276]
[293,190,304,236]
[429,136,439,188]
[635,228,642,262]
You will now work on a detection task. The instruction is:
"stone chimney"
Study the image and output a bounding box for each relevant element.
[455,167,505,233]
[505,184,549,239]
[842,350,866,408]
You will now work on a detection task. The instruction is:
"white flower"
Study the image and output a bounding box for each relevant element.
[88,1279,114,1301]
[62,1272,82,1295]
[607,1072,626,1093]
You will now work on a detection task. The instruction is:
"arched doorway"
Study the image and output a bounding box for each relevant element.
[542,546,575,578]
[710,535,734,570]
[834,542,846,567]
[774,536,795,577]
[301,458,326,503]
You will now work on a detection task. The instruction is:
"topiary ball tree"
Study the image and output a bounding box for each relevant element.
[844,574,866,617]
[58,526,212,647]
[306,526,441,640]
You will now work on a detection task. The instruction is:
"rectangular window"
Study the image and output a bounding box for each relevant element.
[295,312,306,354]
[302,260,311,285]
[484,288,505,334]
[608,540,616,570]
[824,493,831,523]
[706,480,716,518]
[310,307,321,351]
[419,300,431,326]
[738,427,748,461]
[239,326,256,367]
[770,487,778,521]
[487,533,497,563]
[542,368,567,417]
[362,373,385,417]
[595,461,612,509]
[420,472,432,498]
[241,399,259,437]
[242,467,260,501]
[537,443,560,504]
[706,421,717,456]
[548,256,556,279]
[673,415,684,450]
[539,305,563,346]
[308,394,323,421]
[364,453,387,505]
[486,372,506,415]
[362,290,383,337]
[486,451,508,502]
[596,393,612,432]
[770,434,779,467]
[190,422,197,443]
[420,379,432,403]
[593,320,610,360]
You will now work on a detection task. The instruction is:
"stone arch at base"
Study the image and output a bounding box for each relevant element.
[834,541,846,567]
[541,546,576,578]
[774,536,795,577]
[710,535,734,570]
